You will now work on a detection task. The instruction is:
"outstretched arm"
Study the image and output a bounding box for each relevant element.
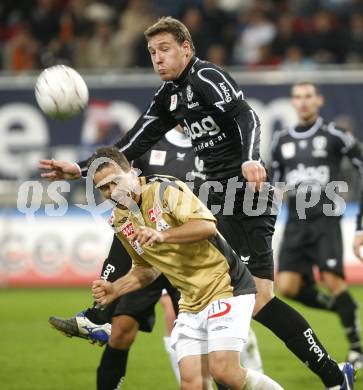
[38,159,81,181]
[92,265,160,306]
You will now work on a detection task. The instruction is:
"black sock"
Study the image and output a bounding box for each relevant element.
[97,346,129,390]
[295,285,333,310]
[254,297,343,387]
[85,306,109,325]
[332,290,362,353]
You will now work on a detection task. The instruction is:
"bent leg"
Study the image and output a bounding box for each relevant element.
[97,315,139,390]
[276,271,303,298]
[209,350,246,389]
[160,291,180,383]
[277,272,333,310]
[240,328,263,372]
[253,276,344,388]
[229,214,344,388]
[209,350,282,390]
[179,355,212,390]
[322,271,362,357]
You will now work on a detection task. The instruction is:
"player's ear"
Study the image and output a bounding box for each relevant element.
[182,40,190,54]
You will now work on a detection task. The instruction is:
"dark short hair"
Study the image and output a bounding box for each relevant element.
[292,81,321,95]
[87,146,131,173]
[144,16,195,54]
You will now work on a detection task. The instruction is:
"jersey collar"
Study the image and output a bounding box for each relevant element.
[174,56,198,85]
[288,117,323,139]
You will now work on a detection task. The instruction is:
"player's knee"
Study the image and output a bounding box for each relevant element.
[253,290,275,316]
[320,272,346,294]
[276,276,300,298]
[109,328,137,349]
[180,375,205,390]
[210,366,247,387]
[109,320,138,349]
[209,355,246,386]
[277,282,299,298]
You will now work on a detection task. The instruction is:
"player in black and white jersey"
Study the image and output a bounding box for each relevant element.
[273,81,363,370]
[39,17,354,389]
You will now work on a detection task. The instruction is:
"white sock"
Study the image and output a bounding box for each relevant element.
[240,328,263,373]
[163,336,180,383]
[244,368,284,390]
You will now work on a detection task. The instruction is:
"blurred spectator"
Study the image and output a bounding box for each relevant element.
[252,44,281,68]
[271,14,308,61]
[30,0,61,46]
[112,0,155,68]
[181,7,211,60]
[1,0,363,70]
[202,0,237,62]
[83,1,116,23]
[67,0,93,37]
[346,13,363,62]
[152,0,187,17]
[83,21,119,69]
[308,10,346,63]
[4,27,39,72]
[39,12,75,67]
[233,8,276,65]
[216,0,254,13]
[280,46,317,69]
[206,43,227,66]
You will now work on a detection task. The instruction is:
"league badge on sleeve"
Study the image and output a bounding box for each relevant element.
[170,94,178,111]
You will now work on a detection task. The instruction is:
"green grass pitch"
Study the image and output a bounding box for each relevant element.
[1,287,362,389]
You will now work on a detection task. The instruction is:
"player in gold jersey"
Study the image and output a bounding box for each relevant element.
[90,146,282,390]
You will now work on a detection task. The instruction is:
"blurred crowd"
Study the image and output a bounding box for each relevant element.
[1,0,363,73]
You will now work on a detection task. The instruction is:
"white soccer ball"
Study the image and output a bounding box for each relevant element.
[35,65,89,119]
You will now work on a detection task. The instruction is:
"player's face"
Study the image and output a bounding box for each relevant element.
[291,84,324,123]
[148,32,192,81]
[94,164,140,207]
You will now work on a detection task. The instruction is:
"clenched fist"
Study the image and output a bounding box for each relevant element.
[242,161,267,192]
[92,279,118,306]
[132,226,165,247]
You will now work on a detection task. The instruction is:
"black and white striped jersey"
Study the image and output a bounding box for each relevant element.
[271,116,363,229]
[79,57,260,181]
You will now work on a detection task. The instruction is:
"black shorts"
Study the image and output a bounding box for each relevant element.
[278,216,344,283]
[196,180,277,281]
[101,235,180,332]
[216,214,276,281]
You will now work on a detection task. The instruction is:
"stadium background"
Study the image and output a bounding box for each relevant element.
[1,0,363,389]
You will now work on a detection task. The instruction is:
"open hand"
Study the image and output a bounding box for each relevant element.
[38,159,81,181]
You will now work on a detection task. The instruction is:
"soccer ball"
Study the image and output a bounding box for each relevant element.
[35,65,89,119]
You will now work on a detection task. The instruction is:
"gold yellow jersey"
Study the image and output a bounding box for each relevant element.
[112,175,255,313]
